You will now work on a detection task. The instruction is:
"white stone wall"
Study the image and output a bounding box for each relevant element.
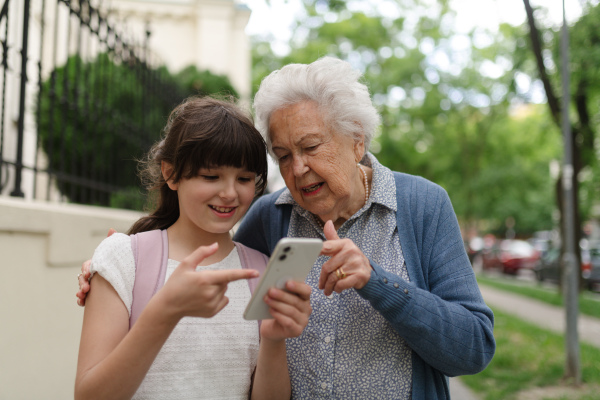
[0,197,142,399]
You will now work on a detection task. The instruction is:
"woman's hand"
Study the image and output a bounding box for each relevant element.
[318,220,372,296]
[259,280,312,341]
[77,228,117,306]
[156,242,259,321]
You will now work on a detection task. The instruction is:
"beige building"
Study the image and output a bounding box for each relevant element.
[107,0,253,103]
[0,1,253,398]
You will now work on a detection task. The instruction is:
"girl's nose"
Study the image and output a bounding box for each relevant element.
[219,181,237,200]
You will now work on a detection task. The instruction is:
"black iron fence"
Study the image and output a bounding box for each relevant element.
[0,0,183,208]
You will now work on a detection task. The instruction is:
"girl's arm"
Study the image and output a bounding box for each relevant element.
[250,280,312,400]
[75,275,180,400]
[251,337,290,400]
[75,243,260,400]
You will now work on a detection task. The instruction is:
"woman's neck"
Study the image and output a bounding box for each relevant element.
[166,221,234,265]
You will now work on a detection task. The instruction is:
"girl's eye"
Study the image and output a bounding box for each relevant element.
[238,177,253,183]
[201,175,219,181]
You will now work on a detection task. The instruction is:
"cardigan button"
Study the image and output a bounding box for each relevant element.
[383,278,388,284]
[393,282,399,288]
[404,289,409,294]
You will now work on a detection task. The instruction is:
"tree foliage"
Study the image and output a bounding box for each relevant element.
[517,0,600,239]
[251,0,572,235]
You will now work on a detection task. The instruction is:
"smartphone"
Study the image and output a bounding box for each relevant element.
[243,237,323,320]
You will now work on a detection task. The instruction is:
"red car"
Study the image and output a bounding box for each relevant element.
[481,239,540,275]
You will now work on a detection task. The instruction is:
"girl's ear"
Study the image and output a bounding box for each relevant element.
[161,161,178,190]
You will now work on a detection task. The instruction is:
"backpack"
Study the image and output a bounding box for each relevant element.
[128,229,268,329]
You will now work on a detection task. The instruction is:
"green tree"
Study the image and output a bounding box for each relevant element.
[251,0,563,235]
[520,0,600,231]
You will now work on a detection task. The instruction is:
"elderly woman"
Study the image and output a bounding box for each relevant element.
[78,57,495,399]
[233,56,495,399]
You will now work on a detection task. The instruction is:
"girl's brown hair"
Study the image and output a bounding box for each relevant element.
[128,96,268,235]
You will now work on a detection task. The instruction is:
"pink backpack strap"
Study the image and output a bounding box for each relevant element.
[234,242,268,294]
[130,229,169,329]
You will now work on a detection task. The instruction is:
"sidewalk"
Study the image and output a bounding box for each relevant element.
[479,285,600,348]
[450,377,480,400]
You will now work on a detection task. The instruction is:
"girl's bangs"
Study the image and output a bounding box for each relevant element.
[179,120,268,192]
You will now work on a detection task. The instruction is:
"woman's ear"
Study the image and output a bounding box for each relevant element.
[353,136,365,163]
[161,161,178,190]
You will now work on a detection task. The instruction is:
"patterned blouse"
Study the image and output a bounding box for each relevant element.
[276,153,413,399]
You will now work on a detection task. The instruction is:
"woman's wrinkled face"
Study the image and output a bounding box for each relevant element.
[269,101,365,224]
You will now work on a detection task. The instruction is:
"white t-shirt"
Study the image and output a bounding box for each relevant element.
[90,233,260,400]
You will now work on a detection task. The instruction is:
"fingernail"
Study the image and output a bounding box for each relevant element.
[287,280,296,289]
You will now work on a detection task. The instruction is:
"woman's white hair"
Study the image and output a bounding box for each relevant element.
[253,56,381,157]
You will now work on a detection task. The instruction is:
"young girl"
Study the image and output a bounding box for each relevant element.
[75,96,312,400]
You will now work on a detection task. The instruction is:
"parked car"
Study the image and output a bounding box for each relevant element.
[481,239,540,275]
[465,236,484,265]
[533,247,564,283]
[584,243,600,291]
[534,243,600,291]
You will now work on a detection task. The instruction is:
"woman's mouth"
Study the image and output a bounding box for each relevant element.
[301,183,323,195]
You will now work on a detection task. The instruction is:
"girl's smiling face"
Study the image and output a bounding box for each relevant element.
[165,164,257,235]
[269,101,366,226]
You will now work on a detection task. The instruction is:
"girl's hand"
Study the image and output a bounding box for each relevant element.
[259,280,312,341]
[318,220,372,296]
[157,242,259,321]
[77,228,117,306]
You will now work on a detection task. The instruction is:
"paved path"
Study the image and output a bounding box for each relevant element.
[479,285,600,348]
[449,377,480,400]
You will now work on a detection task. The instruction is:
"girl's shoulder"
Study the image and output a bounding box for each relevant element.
[94,232,132,255]
[90,232,136,315]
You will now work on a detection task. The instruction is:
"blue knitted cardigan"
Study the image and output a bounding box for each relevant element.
[234,172,496,399]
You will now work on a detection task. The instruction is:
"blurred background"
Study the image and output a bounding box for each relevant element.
[0,0,599,399]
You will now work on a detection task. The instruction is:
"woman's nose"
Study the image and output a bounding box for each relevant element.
[292,156,309,176]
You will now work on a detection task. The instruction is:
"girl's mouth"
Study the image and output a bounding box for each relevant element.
[210,205,236,214]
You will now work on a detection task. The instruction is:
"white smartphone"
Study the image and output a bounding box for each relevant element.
[243,237,323,320]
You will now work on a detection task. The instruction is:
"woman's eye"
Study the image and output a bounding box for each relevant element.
[306,144,319,151]
[278,154,289,162]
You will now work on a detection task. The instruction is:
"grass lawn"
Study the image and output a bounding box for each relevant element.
[463,275,600,399]
[462,308,600,400]
[476,273,600,319]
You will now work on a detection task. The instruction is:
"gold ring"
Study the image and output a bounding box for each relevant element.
[336,268,346,280]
